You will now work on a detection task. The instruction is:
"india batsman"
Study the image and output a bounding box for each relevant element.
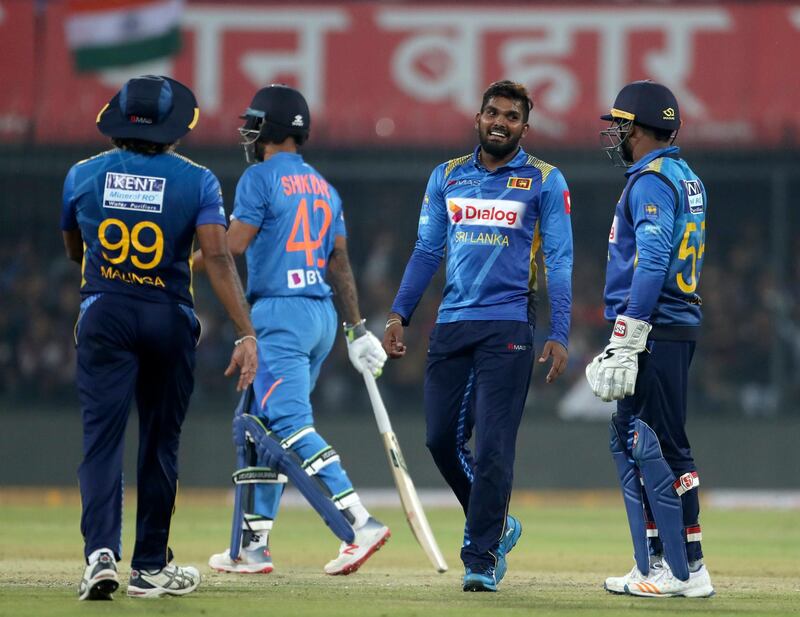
[586,80,713,598]
[383,80,573,591]
[196,85,390,575]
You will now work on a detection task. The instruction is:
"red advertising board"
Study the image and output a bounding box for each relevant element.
[10,1,800,146]
[0,0,36,141]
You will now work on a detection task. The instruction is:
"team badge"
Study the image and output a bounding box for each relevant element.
[507,177,531,190]
[644,203,659,219]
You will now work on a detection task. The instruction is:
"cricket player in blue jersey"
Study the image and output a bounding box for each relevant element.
[200,85,389,576]
[62,76,258,600]
[384,81,573,592]
[585,80,714,598]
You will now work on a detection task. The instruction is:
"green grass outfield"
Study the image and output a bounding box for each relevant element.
[0,490,798,616]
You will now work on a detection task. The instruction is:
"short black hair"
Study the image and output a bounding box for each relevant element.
[480,80,533,123]
[636,123,674,143]
[112,138,173,155]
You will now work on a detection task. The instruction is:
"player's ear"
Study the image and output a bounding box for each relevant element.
[521,123,530,139]
[474,111,481,130]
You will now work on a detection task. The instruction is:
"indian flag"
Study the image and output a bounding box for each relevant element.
[65,0,184,72]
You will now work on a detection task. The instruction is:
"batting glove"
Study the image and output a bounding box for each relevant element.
[344,320,388,378]
[585,315,652,402]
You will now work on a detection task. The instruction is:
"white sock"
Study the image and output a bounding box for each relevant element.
[87,548,115,564]
[348,502,370,529]
[246,531,269,548]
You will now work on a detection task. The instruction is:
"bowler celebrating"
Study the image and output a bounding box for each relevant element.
[384,80,573,592]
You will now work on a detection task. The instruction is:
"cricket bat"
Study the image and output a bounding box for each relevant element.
[362,372,448,573]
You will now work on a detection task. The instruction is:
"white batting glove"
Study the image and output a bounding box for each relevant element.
[344,320,388,378]
[585,315,652,402]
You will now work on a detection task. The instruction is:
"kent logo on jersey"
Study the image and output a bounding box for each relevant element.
[103,172,166,213]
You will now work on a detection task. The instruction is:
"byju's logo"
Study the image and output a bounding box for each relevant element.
[287,269,322,289]
[287,269,306,289]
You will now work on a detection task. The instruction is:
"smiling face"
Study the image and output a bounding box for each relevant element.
[476,95,529,161]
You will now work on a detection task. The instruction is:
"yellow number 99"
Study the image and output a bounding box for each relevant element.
[98,218,164,270]
[98,218,130,264]
[130,221,164,269]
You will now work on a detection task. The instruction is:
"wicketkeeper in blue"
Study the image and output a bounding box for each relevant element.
[384,80,573,592]
[586,80,714,598]
[62,75,258,600]
[196,85,390,576]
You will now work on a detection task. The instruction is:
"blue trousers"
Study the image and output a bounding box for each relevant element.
[424,320,534,571]
[614,339,703,561]
[76,294,198,569]
[249,296,355,520]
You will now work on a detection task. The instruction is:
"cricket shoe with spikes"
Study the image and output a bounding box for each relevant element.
[626,562,715,598]
[127,564,200,598]
[77,550,119,601]
[463,567,497,592]
[208,538,274,574]
[323,517,390,575]
[605,556,664,594]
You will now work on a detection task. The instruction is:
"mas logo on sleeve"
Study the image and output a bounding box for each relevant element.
[103,172,166,213]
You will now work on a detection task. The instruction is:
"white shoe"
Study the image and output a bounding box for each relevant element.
[626,563,715,598]
[127,564,201,598]
[77,550,119,601]
[604,564,650,594]
[323,517,390,576]
[208,544,274,574]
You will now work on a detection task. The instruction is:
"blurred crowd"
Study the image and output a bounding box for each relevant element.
[1,215,797,418]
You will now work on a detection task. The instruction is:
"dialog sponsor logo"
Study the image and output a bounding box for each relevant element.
[103,172,165,213]
[446,198,525,229]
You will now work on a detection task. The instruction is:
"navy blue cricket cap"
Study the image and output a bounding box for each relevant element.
[241,84,310,135]
[97,75,199,144]
[601,80,680,131]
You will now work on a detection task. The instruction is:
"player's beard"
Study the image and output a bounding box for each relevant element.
[619,136,634,165]
[479,127,521,160]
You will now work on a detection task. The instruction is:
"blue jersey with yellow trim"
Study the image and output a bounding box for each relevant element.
[605,145,706,328]
[61,148,226,306]
[392,146,573,347]
[231,152,346,303]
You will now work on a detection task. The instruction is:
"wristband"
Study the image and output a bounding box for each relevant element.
[385,318,402,330]
[234,335,257,346]
[343,319,367,342]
